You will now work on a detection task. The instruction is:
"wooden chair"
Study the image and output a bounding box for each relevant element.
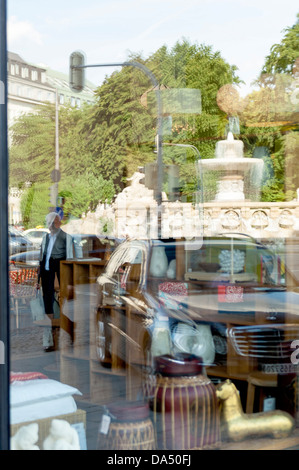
[246,371,278,413]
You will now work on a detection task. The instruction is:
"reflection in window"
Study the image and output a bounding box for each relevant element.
[21,67,29,78]
[31,70,38,81]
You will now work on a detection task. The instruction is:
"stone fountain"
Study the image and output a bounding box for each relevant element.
[201,132,264,202]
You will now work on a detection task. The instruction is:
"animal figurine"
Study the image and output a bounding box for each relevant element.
[216,379,295,442]
[43,419,80,450]
[11,423,40,450]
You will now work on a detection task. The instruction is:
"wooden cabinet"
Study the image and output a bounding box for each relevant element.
[60,259,139,405]
[60,259,107,399]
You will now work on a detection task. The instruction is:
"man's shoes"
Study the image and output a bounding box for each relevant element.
[44,346,55,352]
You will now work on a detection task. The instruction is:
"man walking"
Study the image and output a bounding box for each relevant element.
[38,210,74,351]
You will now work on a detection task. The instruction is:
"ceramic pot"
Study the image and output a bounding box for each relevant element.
[150,246,168,277]
[151,354,221,450]
[172,322,215,365]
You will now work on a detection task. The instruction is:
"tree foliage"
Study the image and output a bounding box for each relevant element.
[262,13,299,76]
[11,25,298,222]
[240,13,299,201]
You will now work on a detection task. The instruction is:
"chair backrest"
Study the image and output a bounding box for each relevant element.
[9,267,38,298]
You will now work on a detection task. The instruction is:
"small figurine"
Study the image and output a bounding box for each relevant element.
[216,379,295,442]
[43,419,80,450]
[11,423,40,450]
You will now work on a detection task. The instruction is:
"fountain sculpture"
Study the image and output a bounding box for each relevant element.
[201,132,264,202]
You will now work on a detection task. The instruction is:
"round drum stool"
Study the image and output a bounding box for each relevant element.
[150,354,221,450]
[97,400,156,450]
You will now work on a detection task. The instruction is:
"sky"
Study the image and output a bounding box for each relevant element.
[6,0,299,96]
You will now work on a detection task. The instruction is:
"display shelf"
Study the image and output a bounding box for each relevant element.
[61,350,90,361]
[185,271,256,282]
[90,359,126,376]
[206,365,252,381]
[60,259,107,399]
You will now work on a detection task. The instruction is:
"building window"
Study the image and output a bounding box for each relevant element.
[31,70,38,81]
[59,94,65,104]
[21,67,29,78]
[47,92,55,103]
[71,96,76,107]
[10,64,15,75]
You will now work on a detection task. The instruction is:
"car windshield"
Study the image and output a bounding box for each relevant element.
[190,237,281,286]
[148,236,284,289]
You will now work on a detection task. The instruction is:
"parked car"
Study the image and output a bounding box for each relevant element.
[96,234,299,374]
[23,227,49,249]
[9,226,34,255]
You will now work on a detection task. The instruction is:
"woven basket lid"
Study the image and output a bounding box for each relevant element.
[106,400,150,422]
[155,353,203,376]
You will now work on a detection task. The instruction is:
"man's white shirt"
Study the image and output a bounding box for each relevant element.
[45,230,60,270]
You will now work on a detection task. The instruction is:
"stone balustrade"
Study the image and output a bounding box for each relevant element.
[201,200,299,239]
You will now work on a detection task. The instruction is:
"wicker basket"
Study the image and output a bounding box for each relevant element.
[98,401,156,450]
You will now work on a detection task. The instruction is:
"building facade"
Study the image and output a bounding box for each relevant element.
[7,51,96,224]
[7,51,96,128]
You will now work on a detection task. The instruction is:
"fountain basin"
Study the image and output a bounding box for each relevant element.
[200,132,264,202]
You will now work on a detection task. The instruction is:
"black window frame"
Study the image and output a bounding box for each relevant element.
[0,0,10,451]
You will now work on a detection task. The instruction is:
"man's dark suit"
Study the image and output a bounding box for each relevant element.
[39,229,69,315]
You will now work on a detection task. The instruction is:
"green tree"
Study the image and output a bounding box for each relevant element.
[10,104,56,186]
[9,103,97,188]
[240,13,299,201]
[59,172,115,219]
[20,182,52,228]
[262,13,299,76]
[10,38,242,217]
[84,39,241,197]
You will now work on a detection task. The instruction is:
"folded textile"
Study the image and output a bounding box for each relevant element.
[10,372,48,384]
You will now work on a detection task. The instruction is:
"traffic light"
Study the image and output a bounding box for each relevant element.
[69,51,85,93]
[49,183,57,206]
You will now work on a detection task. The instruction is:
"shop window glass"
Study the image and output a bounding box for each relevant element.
[6,2,299,452]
